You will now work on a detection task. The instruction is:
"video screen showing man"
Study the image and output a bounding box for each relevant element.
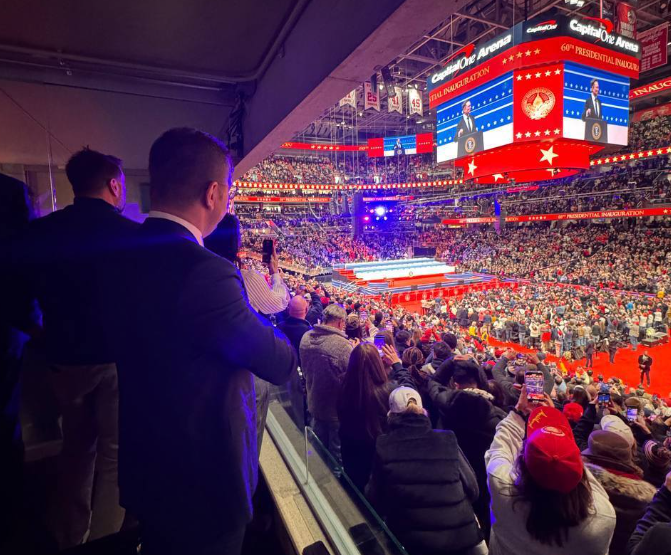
[581,79,603,121]
[455,100,477,140]
[393,138,404,156]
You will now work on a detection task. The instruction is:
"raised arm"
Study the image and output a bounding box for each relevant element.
[183,257,297,385]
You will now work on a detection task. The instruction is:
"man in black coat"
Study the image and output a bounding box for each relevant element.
[110,129,297,555]
[277,295,313,428]
[427,357,506,539]
[9,149,137,548]
[639,351,653,387]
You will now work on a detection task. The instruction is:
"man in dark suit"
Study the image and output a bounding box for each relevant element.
[455,99,477,139]
[10,149,136,548]
[277,295,313,428]
[581,79,603,121]
[639,351,653,387]
[112,128,297,555]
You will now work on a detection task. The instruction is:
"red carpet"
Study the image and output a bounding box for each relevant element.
[487,337,671,398]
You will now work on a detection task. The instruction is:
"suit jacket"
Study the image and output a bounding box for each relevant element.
[638,355,652,372]
[10,197,138,364]
[455,114,477,139]
[582,95,603,121]
[111,218,297,533]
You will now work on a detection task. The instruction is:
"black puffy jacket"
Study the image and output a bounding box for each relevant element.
[427,381,506,539]
[366,413,483,555]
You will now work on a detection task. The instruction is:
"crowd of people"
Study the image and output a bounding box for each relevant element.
[3,115,671,555]
[259,270,671,555]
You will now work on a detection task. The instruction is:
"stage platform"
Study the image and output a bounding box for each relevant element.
[332,258,517,303]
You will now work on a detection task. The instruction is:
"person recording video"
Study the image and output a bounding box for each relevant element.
[456,99,478,139]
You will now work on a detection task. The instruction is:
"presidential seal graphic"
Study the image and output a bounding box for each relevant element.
[521,87,556,120]
[465,135,477,153]
[591,121,602,141]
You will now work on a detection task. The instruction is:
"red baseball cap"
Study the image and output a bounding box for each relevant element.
[525,406,583,493]
[563,402,584,423]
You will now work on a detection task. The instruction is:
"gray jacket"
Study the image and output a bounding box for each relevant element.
[300,324,352,421]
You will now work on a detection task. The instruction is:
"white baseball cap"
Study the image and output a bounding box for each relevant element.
[388,387,423,415]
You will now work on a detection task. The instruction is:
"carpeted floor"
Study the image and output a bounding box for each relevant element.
[487,336,671,398]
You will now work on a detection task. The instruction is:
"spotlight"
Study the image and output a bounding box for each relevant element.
[375,216,380,221]
[363,216,370,222]
[383,216,388,220]
[374,206,387,217]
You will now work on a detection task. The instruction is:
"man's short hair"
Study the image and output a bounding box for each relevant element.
[323,304,346,324]
[432,341,452,361]
[65,148,123,197]
[462,100,470,110]
[395,330,411,345]
[590,78,598,89]
[149,128,232,205]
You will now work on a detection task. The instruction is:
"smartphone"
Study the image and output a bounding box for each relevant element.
[598,392,610,405]
[525,370,544,401]
[385,321,394,332]
[626,407,638,422]
[262,239,274,264]
[359,310,368,323]
[373,334,386,356]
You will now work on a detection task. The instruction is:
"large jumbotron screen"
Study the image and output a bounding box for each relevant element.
[429,12,640,164]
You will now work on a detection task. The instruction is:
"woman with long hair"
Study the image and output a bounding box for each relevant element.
[337,343,411,492]
[486,386,616,554]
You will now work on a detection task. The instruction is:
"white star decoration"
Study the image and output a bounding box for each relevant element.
[493,174,504,182]
[467,159,478,176]
[540,146,559,165]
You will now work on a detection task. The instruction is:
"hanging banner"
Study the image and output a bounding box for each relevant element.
[442,207,671,225]
[615,2,637,39]
[364,82,380,111]
[339,89,357,109]
[280,141,368,152]
[408,88,423,116]
[638,23,669,73]
[388,86,403,114]
[630,76,671,99]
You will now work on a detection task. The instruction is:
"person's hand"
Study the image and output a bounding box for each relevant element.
[526,353,540,365]
[515,385,532,415]
[586,108,592,118]
[633,414,651,434]
[503,348,516,360]
[381,344,401,366]
[458,128,464,138]
[539,393,554,408]
[267,253,279,275]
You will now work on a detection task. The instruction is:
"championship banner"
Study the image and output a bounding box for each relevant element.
[280,141,368,152]
[339,90,357,109]
[364,82,380,111]
[442,207,671,225]
[513,63,564,144]
[633,103,671,123]
[630,76,671,100]
[388,86,403,114]
[639,23,668,73]
[409,88,423,116]
[615,2,637,39]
